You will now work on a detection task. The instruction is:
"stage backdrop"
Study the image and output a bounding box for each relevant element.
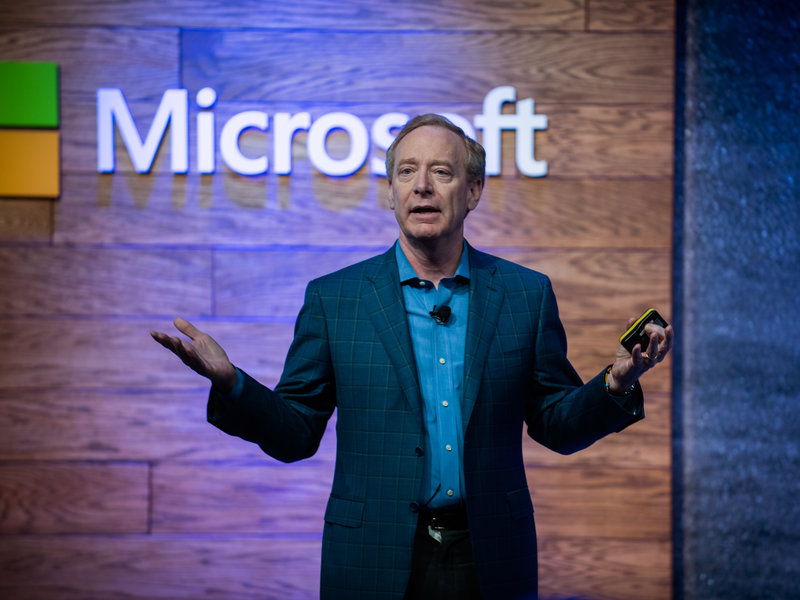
[0,1,674,598]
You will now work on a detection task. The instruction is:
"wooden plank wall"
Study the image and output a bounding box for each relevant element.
[0,1,675,598]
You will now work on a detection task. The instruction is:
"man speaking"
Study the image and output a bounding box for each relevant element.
[152,114,673,599]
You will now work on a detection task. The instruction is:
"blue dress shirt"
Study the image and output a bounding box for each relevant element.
[395,241,470,508]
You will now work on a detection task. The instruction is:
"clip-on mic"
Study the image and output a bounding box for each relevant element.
[429,305,451,325]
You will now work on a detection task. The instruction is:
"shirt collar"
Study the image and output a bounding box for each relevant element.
[395,240,470,285]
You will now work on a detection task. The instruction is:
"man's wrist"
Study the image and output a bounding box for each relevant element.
[604,366,635,397]
[212,364,239,396]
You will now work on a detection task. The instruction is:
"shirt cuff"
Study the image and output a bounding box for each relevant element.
[215,367,244,400]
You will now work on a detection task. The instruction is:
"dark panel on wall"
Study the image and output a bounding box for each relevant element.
[676,1,800,598]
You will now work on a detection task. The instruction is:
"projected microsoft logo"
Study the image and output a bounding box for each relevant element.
[0,61,60,198]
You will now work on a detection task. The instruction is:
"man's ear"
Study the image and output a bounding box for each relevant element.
[466,179,483,213]
[387,179,396,209]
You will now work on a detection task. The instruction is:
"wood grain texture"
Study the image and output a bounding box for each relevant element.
[152,463,333,534]
[481,247,671,319]
[181,30,674,104]
[0,318,667,391]
[529,466,670,539]
[537,103,674,178]
[538,536,671,600]
[524,390,671,469]
[0,535,323,600]
[53,172,399,247]
[149,461,667,539]
[0,385,663,469]
[0,247,211,317]
[214,249,380,318]
[0,0,586,31]
[0,385,666,466]
[472,178,672,247]
[0,4,675,599]
[0,389,278,462]
[0,199,52,241]
[52,174,671,248]
[0,27,179,101]
[0,463,148,534]
[0,534,669,600]
[589,0,676,31]
[0,319,295,389]
[213,246,669,320]
[60,96,671,178]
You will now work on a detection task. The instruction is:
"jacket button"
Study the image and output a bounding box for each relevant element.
[409,502,420,512]
[414,446,424,457]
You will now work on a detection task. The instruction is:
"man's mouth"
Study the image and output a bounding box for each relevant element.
[410,206,440,214]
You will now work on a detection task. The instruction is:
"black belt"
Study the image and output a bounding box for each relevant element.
[419,506,469,531]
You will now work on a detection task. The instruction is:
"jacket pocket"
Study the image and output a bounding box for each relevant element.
[506,487,534,521]
[324,495,365,528]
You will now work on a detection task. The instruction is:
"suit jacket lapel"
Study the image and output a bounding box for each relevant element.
[463,245,504,427]
[364,246,423,418]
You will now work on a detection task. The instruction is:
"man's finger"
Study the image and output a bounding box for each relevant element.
[150,330,172,347]
[650,324,674,361]
[644,323,666,341]
[648,333,660,358]
[174,317,201,340]
[151,331,182,353]
[663,325,675,354]
[631,344,647,368]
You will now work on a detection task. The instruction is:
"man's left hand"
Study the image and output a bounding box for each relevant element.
[607,319,674,394]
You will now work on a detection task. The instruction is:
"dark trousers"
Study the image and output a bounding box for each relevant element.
[403,513,482,600]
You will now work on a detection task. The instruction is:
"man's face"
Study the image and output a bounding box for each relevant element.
[388,125,482,248]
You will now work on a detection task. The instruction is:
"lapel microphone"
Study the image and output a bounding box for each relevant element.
[429,305,451,325]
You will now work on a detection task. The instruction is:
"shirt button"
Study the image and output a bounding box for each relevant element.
[445,444,452,451]
[439,357,446,364]
[442,401,449,407]
[447,489,454,497]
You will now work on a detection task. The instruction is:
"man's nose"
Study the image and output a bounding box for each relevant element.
[414,171,432,195]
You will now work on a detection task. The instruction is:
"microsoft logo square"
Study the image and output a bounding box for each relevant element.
[0,61,60,198]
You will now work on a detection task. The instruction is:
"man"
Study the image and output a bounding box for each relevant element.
[152,114,673,599]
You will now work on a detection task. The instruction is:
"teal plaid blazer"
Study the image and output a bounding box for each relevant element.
[208,243,643,599]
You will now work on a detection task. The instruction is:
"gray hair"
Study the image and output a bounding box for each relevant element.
[385,114,486,185]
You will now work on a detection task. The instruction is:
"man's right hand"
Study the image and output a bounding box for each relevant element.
[151,317,238,394]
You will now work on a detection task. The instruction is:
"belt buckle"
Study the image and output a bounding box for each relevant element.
[427,524,443,543]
